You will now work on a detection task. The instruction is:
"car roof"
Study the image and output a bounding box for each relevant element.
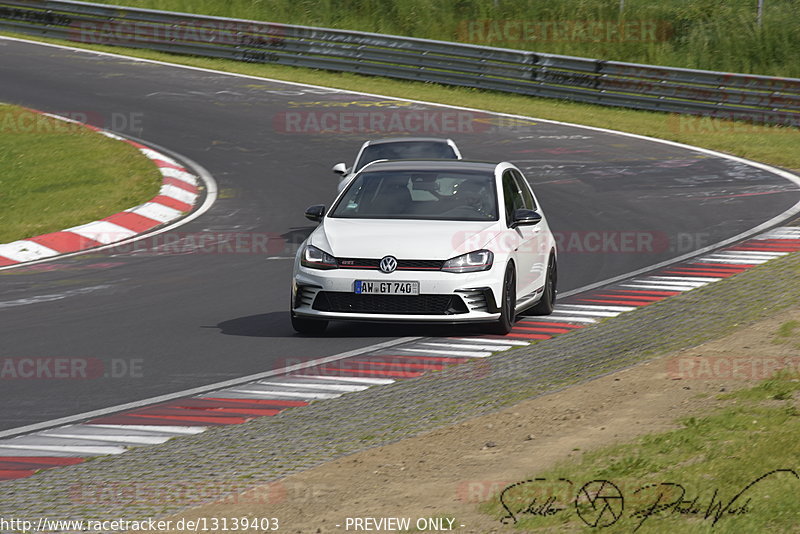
[360,159,501,172]
[363,137,454,146]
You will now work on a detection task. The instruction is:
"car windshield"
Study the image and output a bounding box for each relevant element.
[355,141,457,170]
[329,170,498,221]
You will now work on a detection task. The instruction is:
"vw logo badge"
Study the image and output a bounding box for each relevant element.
[379,256,398,273]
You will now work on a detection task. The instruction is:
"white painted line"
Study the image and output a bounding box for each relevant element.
[159,166,198,185]
[0,444,126,455]
[620,284,697,291]
[757,233,800,239]
[286,375,396,385]
[419,342,512,351]
[649,276,722,282]
[130,201,184,223]
[716,251,787,258]
[85,424,207,435]
[551,309,620,317]
[557,304,637,312]
[395,347,493,358]
[35,432,172,445]
[530,315,597,323]
[0,336,417,440]
[0,240,59,262]
[224,389,341,400]
[710,251,785,258]
[139,148,179,166]
[694,257,768,264]
[756,231,800,238]
[257,381,369,392]
[41,112,80,124]
[0,285,114,310]
[451,337,530,346]
[44,424,188,437]
[67,220,137,244]
[99,131,126,141]
[159,183,197,205]
[701,256,771,264]
[633,279,708,287]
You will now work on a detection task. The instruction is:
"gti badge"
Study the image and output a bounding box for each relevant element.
[379,256,398,273]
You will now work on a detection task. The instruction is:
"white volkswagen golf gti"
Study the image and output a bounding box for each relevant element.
[290,160,557,335]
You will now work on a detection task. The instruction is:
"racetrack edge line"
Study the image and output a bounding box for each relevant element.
[0,336,420,440]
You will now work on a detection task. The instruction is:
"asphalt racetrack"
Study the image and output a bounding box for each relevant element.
[0,37,798,431]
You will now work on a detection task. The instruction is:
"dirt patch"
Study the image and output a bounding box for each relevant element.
[149,308,800,533]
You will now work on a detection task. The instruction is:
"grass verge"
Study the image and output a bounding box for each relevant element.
[2,30,799,174]
[0,104,161,243]
[480,369,800,533]
[89,0,800,77]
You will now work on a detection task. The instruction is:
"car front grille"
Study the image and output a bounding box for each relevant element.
[293,286,317,308]
[336,258,445,271]
[457,289,491,312]
[312,292,468,315]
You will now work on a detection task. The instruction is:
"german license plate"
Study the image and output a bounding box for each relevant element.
[354,280,419,295]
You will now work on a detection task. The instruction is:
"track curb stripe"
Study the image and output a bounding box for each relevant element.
[0,109,201,267]
[2,227,799,481]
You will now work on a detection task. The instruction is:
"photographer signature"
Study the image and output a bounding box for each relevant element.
[498,469,798,530]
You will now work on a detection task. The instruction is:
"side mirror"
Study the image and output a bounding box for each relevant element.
[332,163,347,175]
[305,205,326,223]
[511,208,542,228]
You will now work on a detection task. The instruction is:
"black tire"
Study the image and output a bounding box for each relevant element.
[531,254,557,315]
[291,314,328,335]
[488,263,516,335]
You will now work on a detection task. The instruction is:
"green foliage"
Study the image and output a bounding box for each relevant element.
[481,373,800,532]
[94,0,800,76]
[0,105,161,243]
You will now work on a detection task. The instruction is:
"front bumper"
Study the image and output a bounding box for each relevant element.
[292,266,503,323]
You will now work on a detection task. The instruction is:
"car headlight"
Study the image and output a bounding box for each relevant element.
[301,245,338,270]
[442,250,493,273]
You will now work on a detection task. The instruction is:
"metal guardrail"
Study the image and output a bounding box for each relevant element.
[2,0,799,127]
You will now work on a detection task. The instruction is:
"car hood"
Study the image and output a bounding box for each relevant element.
[312,218,501,260]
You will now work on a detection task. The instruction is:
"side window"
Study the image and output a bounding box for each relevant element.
[512,170,536,210]
[502,170,525,226]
